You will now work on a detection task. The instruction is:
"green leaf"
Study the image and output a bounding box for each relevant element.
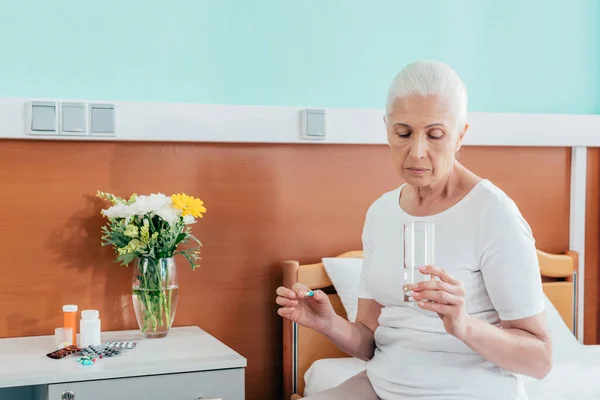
[117,252,138,266]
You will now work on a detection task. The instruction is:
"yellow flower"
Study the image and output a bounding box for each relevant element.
[118,239,143,255]
[140,225,150,243]
[171,193,207,218]
[123,225,139,238]
[126,193,138,204]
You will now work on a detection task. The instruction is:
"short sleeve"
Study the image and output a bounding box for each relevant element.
[358,204,375,300]
[479,196,545,321]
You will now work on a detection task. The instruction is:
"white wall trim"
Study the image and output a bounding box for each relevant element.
[570,147,587,343]
[1,97,600,146]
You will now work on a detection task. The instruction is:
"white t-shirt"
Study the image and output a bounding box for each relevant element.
[358,179,545,400]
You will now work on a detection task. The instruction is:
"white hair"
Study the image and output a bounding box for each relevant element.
[386,60,468,127]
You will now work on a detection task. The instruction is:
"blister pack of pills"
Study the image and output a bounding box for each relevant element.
[46,345,81,359]
[79,341,137,358]
[105,341,136,349]
[80,345,121,358]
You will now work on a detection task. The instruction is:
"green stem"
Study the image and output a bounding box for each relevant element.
[137,257,172,333]
[167,288,172,327]
[164,264,170,327]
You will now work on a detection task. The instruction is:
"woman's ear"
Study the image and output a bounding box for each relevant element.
[456,123,469,152]
[384,114,392,147]
[459,123,469,139]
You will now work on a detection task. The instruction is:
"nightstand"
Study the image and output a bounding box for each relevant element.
[0,326,246,400]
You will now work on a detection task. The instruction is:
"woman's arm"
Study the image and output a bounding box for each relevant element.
[412,265,552,379]
[277,285,382,361]
[460,313,552,379]
[320,298,382,361]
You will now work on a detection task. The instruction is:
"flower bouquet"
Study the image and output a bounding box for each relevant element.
[97,191,206,338]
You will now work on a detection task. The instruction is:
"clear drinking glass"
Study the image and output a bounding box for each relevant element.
[403,221,435,305]
[54,327,73,349]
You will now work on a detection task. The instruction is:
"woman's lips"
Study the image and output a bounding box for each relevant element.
[406,167,428,176]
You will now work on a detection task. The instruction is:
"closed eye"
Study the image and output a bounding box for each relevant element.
[428,129,445,139]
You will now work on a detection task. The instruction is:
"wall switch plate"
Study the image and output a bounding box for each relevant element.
[90,103,115,136]
[27,101,58,135]
[61,102,87,135]
[300,109,326,140]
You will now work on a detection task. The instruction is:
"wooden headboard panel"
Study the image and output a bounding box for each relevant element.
[537,249,578,331]
[282,249,578,399]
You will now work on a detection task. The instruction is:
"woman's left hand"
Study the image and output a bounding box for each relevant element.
[409,265,471,340]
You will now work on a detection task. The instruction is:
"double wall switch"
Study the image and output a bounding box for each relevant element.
[300,109,326,140]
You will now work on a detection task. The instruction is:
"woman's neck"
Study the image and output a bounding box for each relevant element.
[400,162,481,216]
[414,163,460,206]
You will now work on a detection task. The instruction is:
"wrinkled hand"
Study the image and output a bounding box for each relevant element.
[276,282,335,333]
[409,265,471,340]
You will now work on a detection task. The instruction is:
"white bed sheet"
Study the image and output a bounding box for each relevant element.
[305,346,600,399]
[521,345,600,399]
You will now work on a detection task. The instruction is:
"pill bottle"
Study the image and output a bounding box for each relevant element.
[80,310,101,347]
[62,305,78,346]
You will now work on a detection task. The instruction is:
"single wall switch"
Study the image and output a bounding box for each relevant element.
[28,101,57,135]
[90,103,115,136]
[300,109,326,140]
[61,102,87,135]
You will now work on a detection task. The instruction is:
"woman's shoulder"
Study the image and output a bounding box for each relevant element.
[365,185,403,216]
[474,180,528,229]
[476,180,521,212]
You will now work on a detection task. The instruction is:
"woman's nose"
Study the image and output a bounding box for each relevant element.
[409,135,427,158]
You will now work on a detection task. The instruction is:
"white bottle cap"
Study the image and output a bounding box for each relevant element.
[62,305,78,312]
[81,310,99,320]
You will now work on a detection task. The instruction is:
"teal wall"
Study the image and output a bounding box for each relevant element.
[1,0,599,114]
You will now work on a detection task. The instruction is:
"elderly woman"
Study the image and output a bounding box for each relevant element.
[276,61,551,399]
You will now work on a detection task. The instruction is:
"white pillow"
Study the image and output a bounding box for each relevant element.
[322,257,363,322]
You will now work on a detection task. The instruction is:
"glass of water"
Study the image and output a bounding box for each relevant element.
[403,221,435,305]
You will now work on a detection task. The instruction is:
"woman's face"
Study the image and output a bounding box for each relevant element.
[385,95,466,188]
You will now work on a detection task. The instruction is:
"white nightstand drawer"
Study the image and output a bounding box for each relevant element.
[46,368,244,400]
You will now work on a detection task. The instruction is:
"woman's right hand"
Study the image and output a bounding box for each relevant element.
[276,282,335,333]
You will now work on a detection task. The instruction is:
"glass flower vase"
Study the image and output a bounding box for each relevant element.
[132,257,179,338]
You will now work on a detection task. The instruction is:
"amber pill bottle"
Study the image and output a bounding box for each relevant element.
[62,305,78,346]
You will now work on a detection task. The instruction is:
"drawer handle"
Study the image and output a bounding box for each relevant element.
[197,397,222,400]
[61,391,75,400]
